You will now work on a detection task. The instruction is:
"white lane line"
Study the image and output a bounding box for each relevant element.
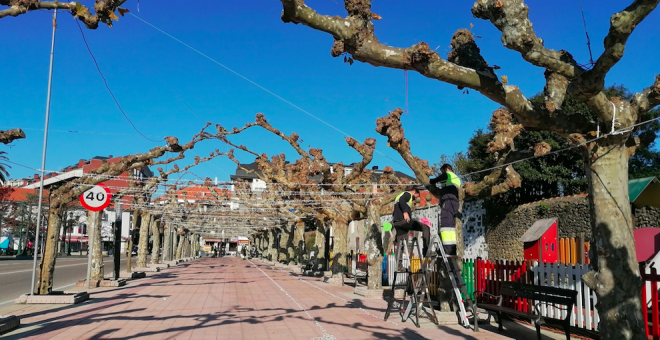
[0,258,118,275]
[0,283,76,306]
[294,274,408,330]
[248,260,337,340]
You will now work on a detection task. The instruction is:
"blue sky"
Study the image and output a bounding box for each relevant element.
[1,0,659,183]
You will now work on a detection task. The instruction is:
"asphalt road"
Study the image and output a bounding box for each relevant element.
[0,255,143,306]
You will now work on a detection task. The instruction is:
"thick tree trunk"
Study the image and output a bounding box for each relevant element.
[582,142,644,340]
[172,229,179,260]
[330,221,349,274]
[59,210,67,255]
[293,221,304,263]
[268,229,278,261]
[255,234,262,256]
[89,210,104,281]
[36,207,64,294]
[279,225,293,263]
[175,234,184,259]
[163,224,172,261]
[184,237,191,257]
[456,189,465,260]
[315,225,326,271]
[151,219,161,264]
[136,213,152,268]
[261,233,267,258]
[365,201,383,290]
[126,211,141,273]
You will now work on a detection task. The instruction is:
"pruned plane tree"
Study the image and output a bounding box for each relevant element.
[276,0,660,338]
[36,123,229,294]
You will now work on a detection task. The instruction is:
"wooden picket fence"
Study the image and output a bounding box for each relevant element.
[642,265,660,340]
[382,249,660,337]
[474,259,530,311]
[532,261,599,331]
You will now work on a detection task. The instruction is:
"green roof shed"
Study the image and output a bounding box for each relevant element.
[629,176,660,208]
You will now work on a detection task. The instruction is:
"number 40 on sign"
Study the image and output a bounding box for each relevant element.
[79,183,111,212]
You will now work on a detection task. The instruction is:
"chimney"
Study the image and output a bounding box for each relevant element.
[372,166,379,170]
[34,174,39,179]
[78,160,85,168]
[109,155,113,159]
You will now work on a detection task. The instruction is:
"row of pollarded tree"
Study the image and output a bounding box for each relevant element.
[3,0,659,336]
[219,111,533,300]
[32,123,241,293]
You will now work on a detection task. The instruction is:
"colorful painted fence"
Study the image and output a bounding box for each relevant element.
[642,265,660,340]
[382,253,656,336]
[474,259,530,311]
[557,237,591,265]
[532,261,599,331]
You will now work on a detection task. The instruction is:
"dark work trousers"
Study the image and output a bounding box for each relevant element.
[440,195,459,256]
[393,219,430,256]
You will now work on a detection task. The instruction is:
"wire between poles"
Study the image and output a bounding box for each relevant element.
[75,20,161,143]
[127,13,409,168]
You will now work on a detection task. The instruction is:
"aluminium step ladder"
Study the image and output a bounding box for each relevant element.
[384,234,437,327]
[429,232,476,328]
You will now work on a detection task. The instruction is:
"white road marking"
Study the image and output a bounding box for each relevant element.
[0,258,117,275]
[0,283,76,306]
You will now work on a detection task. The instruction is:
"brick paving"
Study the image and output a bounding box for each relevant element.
[0,257,559,340]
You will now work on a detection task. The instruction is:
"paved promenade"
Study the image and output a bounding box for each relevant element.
[0,257,558,340]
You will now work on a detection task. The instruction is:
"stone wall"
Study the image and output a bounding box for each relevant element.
[486,194,660,261]
[486,195,591,261]
[634,206,660,229]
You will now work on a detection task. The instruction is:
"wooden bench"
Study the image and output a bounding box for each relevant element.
[475,282,577,340]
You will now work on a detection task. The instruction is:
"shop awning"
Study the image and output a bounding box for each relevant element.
[59,236,89,243]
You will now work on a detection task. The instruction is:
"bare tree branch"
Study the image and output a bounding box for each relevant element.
[632,74,660,114]
[0,0,130,29]
[472,0,583,79]
[0,128,25,144]
[375,108,438,193]
[584,0,660,90]
[278,0,595,137]
[343,137,376,184]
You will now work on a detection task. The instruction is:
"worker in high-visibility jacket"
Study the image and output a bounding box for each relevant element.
[430,164,461,256]
[391,189,430,256]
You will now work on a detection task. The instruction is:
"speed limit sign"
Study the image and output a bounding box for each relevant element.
[79,183,111,212]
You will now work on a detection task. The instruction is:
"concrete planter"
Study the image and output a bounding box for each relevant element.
[77,279,127,287]
[149,263,169,269]
[0,315,20,334]
[100,279,127,287]
[354,286,384,298]
[322,273,343,286]
[15,291,89,305]
[120,271,146,279]
[133,267,160,272]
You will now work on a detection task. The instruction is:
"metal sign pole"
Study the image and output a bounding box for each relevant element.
[86,211,95,289]
[113,203,122,279]
[30,8,57,295]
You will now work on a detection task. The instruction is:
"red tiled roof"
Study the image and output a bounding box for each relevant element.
[153,185,231,203]
[1,187,49,202]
